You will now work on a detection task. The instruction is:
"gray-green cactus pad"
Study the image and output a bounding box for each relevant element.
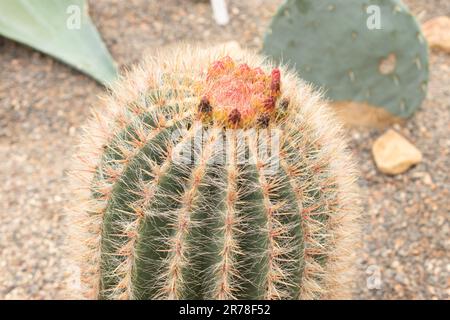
[262,0,429,118]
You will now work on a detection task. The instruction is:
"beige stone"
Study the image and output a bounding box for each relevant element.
[422,16,450,53]
[372,129,423,175]
[330,101,404,129]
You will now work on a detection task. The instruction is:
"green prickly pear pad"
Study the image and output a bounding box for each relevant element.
[262,0,429,118]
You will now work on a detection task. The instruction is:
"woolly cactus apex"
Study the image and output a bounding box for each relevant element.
[199,56,282,128]
[70,45,361,300]
[262,0,429,120]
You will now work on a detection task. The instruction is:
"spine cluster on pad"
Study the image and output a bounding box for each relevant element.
[70,45,361,300]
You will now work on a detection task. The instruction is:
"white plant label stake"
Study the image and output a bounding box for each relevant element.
[211,0,230,25]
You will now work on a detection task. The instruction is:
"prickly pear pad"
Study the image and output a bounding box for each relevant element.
[263,0,429,118]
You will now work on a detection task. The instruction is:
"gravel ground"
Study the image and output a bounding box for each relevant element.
[0,0,448,299]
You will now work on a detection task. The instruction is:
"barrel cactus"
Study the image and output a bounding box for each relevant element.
[70,45,360,300]
[263,0,429,121]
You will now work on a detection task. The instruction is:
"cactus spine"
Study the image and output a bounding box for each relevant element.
[70,46,360,300]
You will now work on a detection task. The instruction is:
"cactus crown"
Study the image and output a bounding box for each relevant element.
[70,45,360,300]
[198,56,281,128]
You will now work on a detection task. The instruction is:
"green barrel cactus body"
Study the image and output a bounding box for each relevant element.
[71,46,360,300]
[262,0,429,119]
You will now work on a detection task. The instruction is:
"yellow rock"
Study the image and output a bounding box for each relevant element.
[329,101,404,129]
[422,16,450,53]
[372,129,422,175]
